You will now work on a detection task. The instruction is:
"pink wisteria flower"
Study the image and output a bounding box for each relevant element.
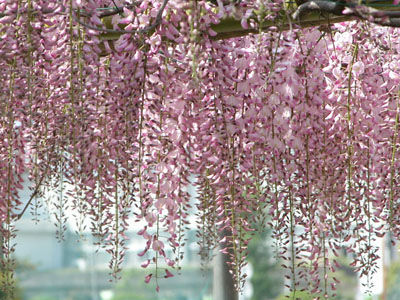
[164,269,174,278]
[152,238,164,252]
[1,0,400,297]
[144,274,153,284]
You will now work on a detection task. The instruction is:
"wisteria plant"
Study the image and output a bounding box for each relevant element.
[1,0,400,299]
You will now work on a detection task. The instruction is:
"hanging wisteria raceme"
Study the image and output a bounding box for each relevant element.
[2,0,400,298]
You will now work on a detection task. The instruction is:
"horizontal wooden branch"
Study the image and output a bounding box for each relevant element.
[98,13,357,42]
[210,14,356,40]
[212,1,400,39]
[1,1,399,41]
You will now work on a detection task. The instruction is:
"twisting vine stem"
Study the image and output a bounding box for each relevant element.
[345,43,358,244]
[112,168,120,278]
[2,61,17,300]
[289,187,297,300]
[388,92,399,226]
[138,57,147,212]
[366,139,372,290]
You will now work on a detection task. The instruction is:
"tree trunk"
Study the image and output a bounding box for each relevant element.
[213,244,239,300]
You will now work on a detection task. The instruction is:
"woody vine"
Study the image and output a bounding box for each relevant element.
[1,0,400,299]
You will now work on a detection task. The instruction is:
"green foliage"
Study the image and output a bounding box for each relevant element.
[111,268,156,300]
[275,290,317,300]
[0,267,22,300]
[329,256,357,300]
[274,256,357,300]
[247,229,283,300]
[30,295,57,300]
[387,260,400,299]
[0,281,22,300]
[111,267,211,300]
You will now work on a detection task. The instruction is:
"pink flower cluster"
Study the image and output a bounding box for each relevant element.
[1,0,400,296]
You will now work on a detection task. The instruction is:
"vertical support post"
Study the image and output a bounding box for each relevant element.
[213,244,238,300]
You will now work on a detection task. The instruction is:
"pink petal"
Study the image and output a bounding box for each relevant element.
[164,269,174,278]
[144,274,152,284]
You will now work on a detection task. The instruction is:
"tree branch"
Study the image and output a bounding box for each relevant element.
[16,144,55,221]
[292,0,345,19]
[292,0,400,28]
[1,0,400,41]
[73,0,169,34]
[0,3,135,19]
[98,3,138,18]
[16,169,47,221]
[345,4,400,27]
[210,14,356,40]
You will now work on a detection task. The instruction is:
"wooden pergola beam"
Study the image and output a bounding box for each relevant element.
[211,14,356,40]
[1,1,399,41]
